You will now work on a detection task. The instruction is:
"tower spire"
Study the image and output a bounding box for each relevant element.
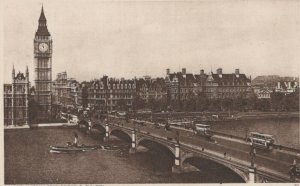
[36,5,50,36]
[26,65,29,78]
[12,65,15,81]
[39,5,46,21]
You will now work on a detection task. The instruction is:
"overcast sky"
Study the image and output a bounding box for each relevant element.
[2,0,300,84]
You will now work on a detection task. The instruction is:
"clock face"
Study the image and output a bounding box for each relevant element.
[39,43,48,52]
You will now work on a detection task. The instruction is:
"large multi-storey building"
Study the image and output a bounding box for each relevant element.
[165,68,196,103]
[52,72,79,108]
[34,6,53,121]
[165,68,251,102]
[4,67,30,127]
[136,77,167,102]
[204,68,251,99]
[78,76,136,111]
[107,78,136,111]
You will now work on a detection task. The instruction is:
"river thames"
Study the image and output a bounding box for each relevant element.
[5,127,243,184]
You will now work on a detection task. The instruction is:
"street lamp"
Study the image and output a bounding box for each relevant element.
[249,143,256,167]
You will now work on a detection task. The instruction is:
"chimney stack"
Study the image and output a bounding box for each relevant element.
[166,68,170,75]
[182,68,186,75]
[277,82,281,89]
[217,68,222,78]
[235,69,240,78]
[200,69,204,75]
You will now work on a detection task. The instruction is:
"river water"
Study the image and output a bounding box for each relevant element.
[5,128,243,184]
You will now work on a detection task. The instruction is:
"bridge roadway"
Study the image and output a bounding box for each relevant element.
[81,115,300,183]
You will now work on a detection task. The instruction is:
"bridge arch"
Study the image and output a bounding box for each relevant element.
[78,120,89,127]
[136,137,175,157]
[181,153,247,183]
[92,123,106,132]
[109,128,132,142]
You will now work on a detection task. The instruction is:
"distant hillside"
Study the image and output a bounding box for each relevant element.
[252,75,299,87]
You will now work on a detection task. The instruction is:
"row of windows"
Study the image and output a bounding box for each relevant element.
[36,83,51,91]
[220,82,247,86]
[35,71,51,80]
[107,100,133,105]
[108,84,135,89]
[4,99,26,107]
[35,35,51,40]
[36,59,50,68]
[37,95,51,104]
[109,94,133,99]
[4,110,27,118]
[219,88,247,92]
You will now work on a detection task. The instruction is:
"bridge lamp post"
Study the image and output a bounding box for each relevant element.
[249,144,256,167]
[248,143,256,183]
[129,129,136,154]
[172,142,181,174]
[104,118,109,142]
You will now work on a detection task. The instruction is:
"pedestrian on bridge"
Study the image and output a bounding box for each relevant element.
[289,161,297,181]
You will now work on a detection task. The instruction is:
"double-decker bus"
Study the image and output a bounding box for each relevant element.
[193,124,213,137]
[247,132,275,149]
[168,120,193,129]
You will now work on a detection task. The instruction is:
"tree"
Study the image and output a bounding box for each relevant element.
[159,96,168,111]
[28,97,39,124]
[81,86,89,108]
[256,99,271,111]
[247,93,258,111]
[286,90,299,111]
[147,98,156,111]
[170,100,180,111]
[132,95,146,110]
[195,92,209,112]
[220,98,233,112]
[270,92,284,111]
[117,99,128,111]
[208,99,221,111]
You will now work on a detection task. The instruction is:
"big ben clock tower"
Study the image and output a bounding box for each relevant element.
[34,6,53,121]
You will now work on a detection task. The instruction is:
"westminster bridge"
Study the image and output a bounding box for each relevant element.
[79,114,300,183]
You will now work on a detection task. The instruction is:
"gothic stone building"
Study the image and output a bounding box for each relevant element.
[4,67,30,126]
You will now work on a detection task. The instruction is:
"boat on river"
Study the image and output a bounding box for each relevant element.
[49,144,98,153]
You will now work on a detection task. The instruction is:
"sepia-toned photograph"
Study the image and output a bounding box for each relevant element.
[1,0,300,184]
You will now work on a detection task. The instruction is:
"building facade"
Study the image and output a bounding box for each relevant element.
[275,80,299,95]
[79,76,136,111]
[136,77,167,103]
[34,6,53,121]
[203,68,251,99]
[165,68,251,102]
[4,67,30,127]
[165,68,196,103]
[52,72,79,108]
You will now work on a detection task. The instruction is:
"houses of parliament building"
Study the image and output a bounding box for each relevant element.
[4,6,53,126]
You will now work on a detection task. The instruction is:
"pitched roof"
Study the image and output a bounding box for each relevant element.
[210,73,250,85]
